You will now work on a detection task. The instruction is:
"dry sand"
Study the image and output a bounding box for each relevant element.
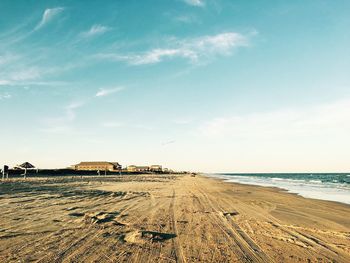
[0,174,349,262]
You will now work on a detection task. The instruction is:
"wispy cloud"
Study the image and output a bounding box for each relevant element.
[35,7,64,30]
[41,85,125,134]
[198,99,350,139]
[80,24,111,38]
[9,67,42,81]
[96,86,124,97]
[65,101,85,121]
[0,93,12,100]
[95,32,249,65]
[183,0,205,7]
[174,15,199,24]
[0,66,50,86]
[117,49,194,65]
[0,80,12,86]
[0,53,20,66]
[40,101,85,134]
[162,140,176,146]
[0,54,81,87]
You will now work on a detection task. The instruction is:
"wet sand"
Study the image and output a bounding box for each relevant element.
[0,174,349,262]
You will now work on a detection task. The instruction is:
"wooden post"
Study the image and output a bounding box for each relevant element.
[3,165,9,180]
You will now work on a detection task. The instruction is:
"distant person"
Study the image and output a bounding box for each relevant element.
[97,170,100,176]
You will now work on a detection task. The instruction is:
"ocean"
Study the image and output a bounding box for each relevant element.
[208,173,350,205]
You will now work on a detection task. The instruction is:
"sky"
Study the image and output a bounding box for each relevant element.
[0,0,350,172]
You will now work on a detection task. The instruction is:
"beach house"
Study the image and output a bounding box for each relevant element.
[73,161,121,171]
[127,165,150,172]
[150,165,162,172]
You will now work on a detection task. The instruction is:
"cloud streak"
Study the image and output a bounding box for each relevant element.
[0,93,12,100]
[80,24,111,38]
[39,101,85,134]
[65,101,85,121]
[0,66,55,86]
[40,85,126,134]
[0,53,20,66]
[96,87,124,97]
[183,0,205,7]
[198,99,350,139]
[96,32,249,65]
[35,7,64,30]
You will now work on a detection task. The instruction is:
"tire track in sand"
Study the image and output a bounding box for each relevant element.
[169,189,186,263]
[193,182,273,263]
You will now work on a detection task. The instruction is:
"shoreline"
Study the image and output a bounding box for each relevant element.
[202,174,350,209]
[1,173,349,262]
[204,173,350,205]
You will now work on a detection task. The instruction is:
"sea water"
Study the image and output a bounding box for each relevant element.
[207,173,350,205]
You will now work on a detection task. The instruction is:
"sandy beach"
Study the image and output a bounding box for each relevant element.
[0,174,349,262]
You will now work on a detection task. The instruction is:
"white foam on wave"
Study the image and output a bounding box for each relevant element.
[207,174,350,205]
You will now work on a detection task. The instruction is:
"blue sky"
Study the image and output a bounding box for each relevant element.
[1,0,349,172]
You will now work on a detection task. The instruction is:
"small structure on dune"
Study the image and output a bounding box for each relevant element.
[18,162,35,179]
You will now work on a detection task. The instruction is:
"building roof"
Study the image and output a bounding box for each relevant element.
[127,165,149,169]
[76,161,115,166]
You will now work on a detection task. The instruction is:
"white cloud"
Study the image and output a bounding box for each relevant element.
[35,7,64,30]
[9,67,42,81]
[183,0,205,7]
[40,101,85,134]
[96,86,124,97]
[41,86,125,134]
[0,67,46,86]
[162,140,176,146]
[96,32,248,65]
[0,93,12,100]
[0,80,11,86]
[198,99,350,139]
[174,15,199,24]
[126,48,195,65]
[65,101,85,121]
[80,24,110,38]
[0,53,20,66]
[0,56,80,87]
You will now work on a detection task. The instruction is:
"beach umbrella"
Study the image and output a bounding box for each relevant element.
[19,162,35,179]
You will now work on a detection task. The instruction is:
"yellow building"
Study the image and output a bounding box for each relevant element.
[150,165,162,172]
[73,161,121,171]
[127,165,150,172]
[126,165,163,172]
